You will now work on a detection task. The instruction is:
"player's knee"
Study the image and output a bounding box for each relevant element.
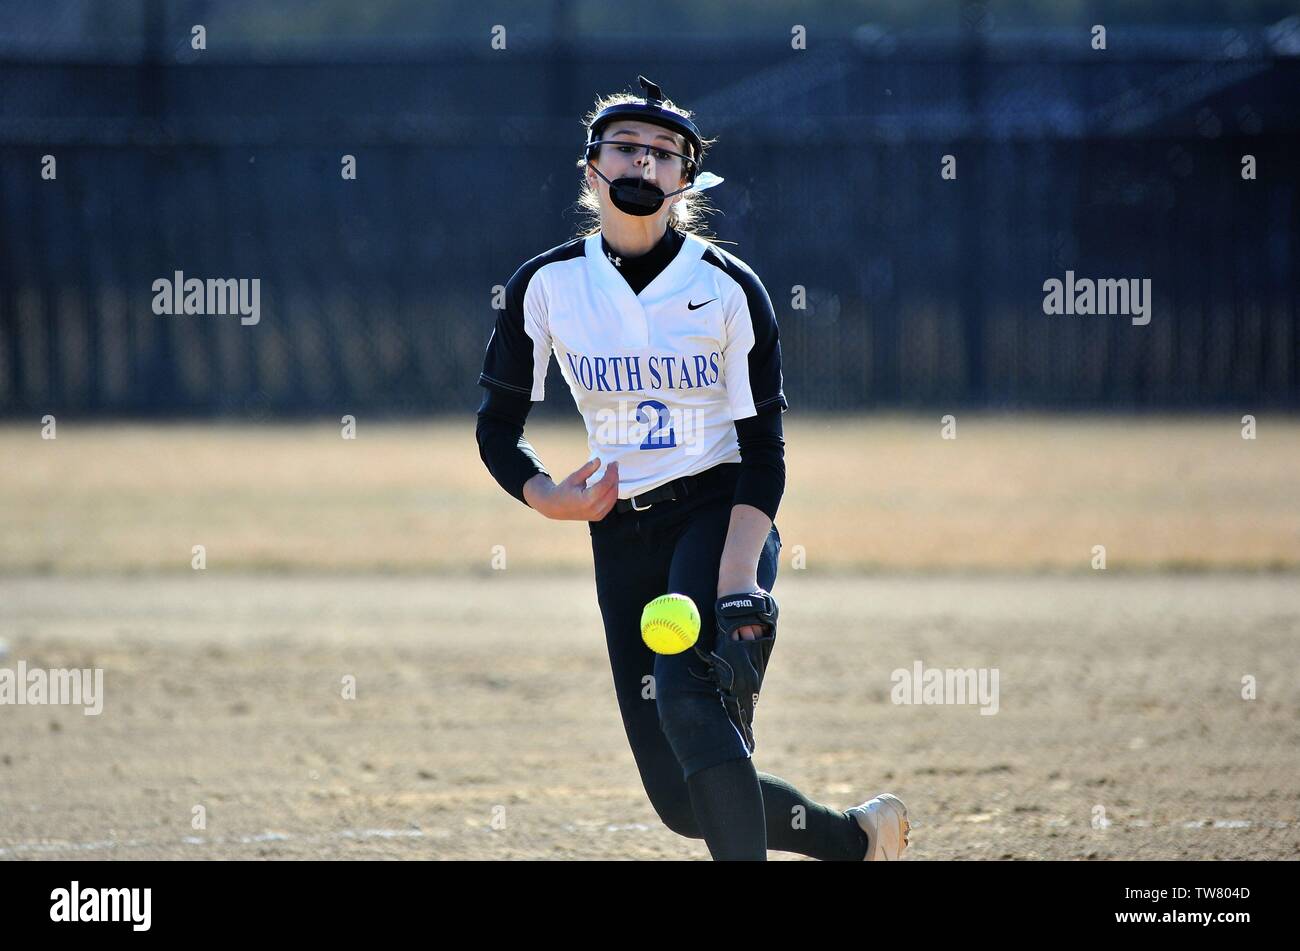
[655,690,715,753]
[648,791,701,839]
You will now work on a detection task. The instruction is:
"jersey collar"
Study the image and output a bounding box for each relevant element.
[585,228,705,305]
[598,226,683,278]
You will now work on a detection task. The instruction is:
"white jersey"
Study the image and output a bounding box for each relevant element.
[478,230,788,499]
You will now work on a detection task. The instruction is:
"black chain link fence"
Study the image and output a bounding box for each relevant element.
[1,30,1297,417]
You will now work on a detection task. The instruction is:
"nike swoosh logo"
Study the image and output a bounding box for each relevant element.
[687,298,717,310]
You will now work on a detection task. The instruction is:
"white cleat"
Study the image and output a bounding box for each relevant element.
[846,793,911,861]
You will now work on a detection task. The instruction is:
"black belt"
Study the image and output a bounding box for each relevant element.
[613,463,739,515]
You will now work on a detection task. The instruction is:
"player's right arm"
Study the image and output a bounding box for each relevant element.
[475,260,618,521]
[523,458,619,520]
[474,390,618,519]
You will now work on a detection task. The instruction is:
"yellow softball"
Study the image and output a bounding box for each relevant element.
[640,593,701,655]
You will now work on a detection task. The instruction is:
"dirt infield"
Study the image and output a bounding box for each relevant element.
[2,417,1296,859]
[2,573,1296,860]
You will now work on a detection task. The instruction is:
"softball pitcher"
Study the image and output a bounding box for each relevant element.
[475,76,910,861]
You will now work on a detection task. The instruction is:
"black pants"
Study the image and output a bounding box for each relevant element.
[588,463,781,831]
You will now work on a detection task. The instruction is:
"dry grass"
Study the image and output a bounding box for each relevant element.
[1,414,1297,574]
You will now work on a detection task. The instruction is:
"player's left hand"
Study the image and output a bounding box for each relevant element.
[717,584,769,639]
[691,590,779,754]
[713,590,777,643]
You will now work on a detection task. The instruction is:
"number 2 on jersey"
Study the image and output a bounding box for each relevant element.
[637,400,676,450]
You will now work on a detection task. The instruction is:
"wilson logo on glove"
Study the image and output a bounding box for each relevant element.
[720,598,754,610]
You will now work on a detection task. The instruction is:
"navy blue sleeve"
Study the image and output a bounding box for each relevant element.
[735,274,789,418]
[475,387,551,508]
[732,404,785,522]
[477,260,551,400]
[702,247,789,419]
